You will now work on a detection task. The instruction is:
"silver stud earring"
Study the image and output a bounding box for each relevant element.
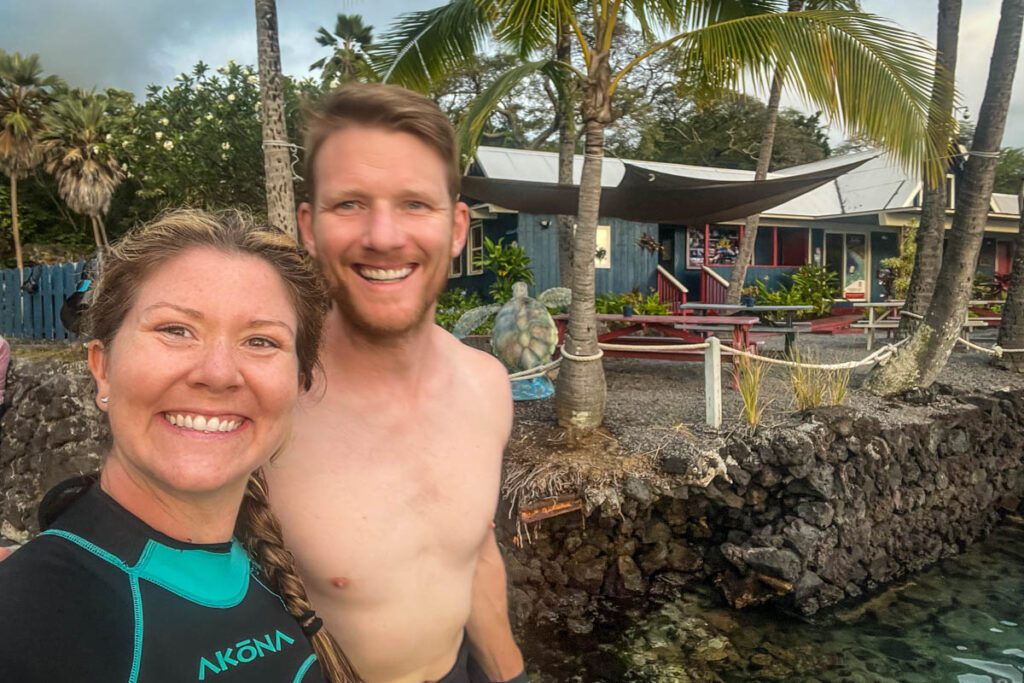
[100,396,110,404]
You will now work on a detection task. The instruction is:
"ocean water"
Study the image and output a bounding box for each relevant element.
[524,518,1024,682]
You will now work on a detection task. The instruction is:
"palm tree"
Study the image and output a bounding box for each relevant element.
[726,0,860,304]
[376,0,948,432]
[0,51,60,276]
[254,0,298,238]
[310,14,376,86]
[867,0,1023,394]
[897,0,963,337]
[40,91,124,249]
[994,181,1024,372]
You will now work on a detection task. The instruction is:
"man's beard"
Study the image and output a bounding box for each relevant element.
[327,276,443,340]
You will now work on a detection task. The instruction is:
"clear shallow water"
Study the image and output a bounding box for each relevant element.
[523,519,1024,682]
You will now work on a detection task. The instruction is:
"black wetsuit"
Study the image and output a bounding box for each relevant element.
[0,477,326,682]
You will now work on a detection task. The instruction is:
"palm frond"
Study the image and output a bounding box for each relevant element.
[491,0,565,59]
[455,59,567,164]
[371,0,496,92]
[658,10,950,180]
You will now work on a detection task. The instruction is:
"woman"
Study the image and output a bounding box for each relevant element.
[0,210,359,682]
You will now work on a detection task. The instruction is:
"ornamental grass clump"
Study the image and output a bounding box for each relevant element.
[734,355,770,426]
[789,349,851,409]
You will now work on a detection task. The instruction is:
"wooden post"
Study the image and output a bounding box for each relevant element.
[705,336,722,429]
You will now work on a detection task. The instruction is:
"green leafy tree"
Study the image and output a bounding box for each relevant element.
[994,147,1024,193]
[120,61,316,225]
[375,0,948,432]
[310,14,377,86]
[40,90,124,248]
[0,51,61,276]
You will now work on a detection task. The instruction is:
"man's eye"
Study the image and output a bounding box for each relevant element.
[406,200,428,210]
[336,200,359,211]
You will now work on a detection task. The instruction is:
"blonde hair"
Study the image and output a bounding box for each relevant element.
[303,83,461,202]
[88,209,360,681]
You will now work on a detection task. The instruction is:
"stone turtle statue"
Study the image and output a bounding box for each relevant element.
[453,282,570,400]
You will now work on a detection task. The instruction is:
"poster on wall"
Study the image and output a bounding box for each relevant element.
[707,226,740,266]
[686,227,704,269]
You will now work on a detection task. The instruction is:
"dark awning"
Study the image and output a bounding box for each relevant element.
[461,156,873,225]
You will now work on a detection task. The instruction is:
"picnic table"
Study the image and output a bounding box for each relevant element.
[852,301,991,350]
[675,303,814,355]
[553,313,760,363]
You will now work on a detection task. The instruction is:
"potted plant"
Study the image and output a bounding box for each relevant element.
[740,285,759,307]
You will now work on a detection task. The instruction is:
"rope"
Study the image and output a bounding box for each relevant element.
[717,338,908,370]
[261,140,304,182]
[508,359,561,381]
[598,341,710,352]
[559,344,604,362]
[899,310,1024,356]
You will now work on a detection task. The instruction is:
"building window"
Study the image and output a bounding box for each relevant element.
[595,225,612,268]
[448,252,463,278]
[707,225,740,265]
[468,221,484,275]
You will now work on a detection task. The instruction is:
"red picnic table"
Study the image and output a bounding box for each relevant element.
[553,313,759,362]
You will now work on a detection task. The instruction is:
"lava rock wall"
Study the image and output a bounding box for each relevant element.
[0,358,106,538]
[500,394,1024,631]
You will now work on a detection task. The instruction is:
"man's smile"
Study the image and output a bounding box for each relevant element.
[356,265,415,282]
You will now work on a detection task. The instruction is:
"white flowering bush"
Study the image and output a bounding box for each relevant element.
[121,60,321,221]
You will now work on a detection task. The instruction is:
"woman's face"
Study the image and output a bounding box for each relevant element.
[89,247,301,498]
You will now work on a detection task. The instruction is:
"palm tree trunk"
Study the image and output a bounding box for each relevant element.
[867,0,1023,395]
[89,215,103,249]
[726,0,802,305]
[97,214,110,247]
[555,43,612,432]
[11,175,23,281]
[993,181,1024,371]
[255,0,299,238]
[898,0,962,337]
[556,22,576,289]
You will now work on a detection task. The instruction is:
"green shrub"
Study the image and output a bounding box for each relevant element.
[595,289,670,315]
[755,265,838,319]
[480,237,535,303]
[435,288,487,332]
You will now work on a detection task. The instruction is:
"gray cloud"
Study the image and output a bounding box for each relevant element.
[2,0,1020,147]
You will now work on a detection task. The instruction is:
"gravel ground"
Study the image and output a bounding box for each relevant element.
[510,328,1024,474]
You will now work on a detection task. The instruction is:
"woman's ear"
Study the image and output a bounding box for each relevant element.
[87,341,110,412]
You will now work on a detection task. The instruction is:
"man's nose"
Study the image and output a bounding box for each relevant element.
[188,339,243,392]
[362,205,407,252]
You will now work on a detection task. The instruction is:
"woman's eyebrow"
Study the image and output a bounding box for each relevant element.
[141,302,203,319]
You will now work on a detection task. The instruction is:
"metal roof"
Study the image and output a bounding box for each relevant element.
[473,146,1019,221]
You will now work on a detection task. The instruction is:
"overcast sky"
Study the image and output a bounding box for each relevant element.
[1,0,1021,148]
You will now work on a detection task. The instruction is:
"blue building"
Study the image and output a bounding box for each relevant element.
[450,146,1022,303]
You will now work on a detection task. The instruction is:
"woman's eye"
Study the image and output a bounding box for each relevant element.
[158,325,192,338]
[246,336,280,349]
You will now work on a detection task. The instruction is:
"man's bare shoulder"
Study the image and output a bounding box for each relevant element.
[434,328,512,425]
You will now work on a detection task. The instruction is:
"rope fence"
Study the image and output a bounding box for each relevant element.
[506,310,1024,426]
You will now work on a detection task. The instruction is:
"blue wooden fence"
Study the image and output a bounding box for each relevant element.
[0,261,85,341]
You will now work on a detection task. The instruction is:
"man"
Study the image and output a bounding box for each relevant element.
[264,84,526,683]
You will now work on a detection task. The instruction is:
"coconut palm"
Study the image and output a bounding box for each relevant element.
[897,0,963,336]
[40,91,124,249]
[254,0,298,238]
[994,181,1024,372]
[725,0,861,304]
[0,51,61,276]
[867,0,1024,394]
[375,0,948,431]
[310,14,377,86]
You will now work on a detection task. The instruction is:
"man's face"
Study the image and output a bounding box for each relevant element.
[298,126,468,338]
